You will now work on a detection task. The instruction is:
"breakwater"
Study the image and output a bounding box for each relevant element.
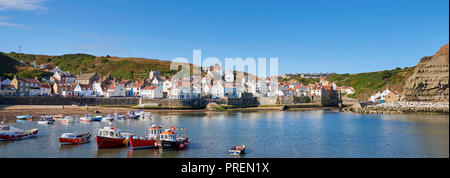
[356,101,449,114]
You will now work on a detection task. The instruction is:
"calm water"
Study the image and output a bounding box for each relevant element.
[0,111,448,158]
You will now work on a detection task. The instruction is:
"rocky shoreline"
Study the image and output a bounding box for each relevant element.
[347,101,449,114]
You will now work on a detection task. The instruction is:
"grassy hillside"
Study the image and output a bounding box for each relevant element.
[1,52,184,80]
[278,77,319,86]
[327,67,416,100]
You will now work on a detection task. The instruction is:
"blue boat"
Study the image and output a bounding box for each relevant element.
[91,116,103,122]
[116,115,126,120]
[16,115,32,119]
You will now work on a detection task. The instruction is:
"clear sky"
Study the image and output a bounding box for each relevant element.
[0,0,448,75]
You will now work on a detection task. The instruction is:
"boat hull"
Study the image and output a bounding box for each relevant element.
[129,138,157,150]
[95,136,126,149]
[58,137,90,144]
[0,129,38,141]
[160,139,189,150]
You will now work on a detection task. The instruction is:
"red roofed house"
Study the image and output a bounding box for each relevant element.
[11,76,42,96]
[105,83,126,97]
[141,85,163,99]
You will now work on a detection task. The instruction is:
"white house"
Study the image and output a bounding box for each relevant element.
[202,83,212,96]
[105,83,126,97]
[74,84,93,97]
[92,82,105,96]
[141,86,163,99]
[168,87,181,99]
[211,82,224,99]
[162,80,173,93]
[151,78,160,86]
[369,89,392,103]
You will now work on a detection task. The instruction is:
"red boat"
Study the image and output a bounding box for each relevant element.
[58,132,91,145]
[95,126,135,149]
[0,124,38,141]
[129,124,161,150]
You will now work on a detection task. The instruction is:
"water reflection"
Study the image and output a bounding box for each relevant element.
[0,111,448,158]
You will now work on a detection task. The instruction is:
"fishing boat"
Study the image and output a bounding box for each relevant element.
[229,145,246,155]
[37,117,55,124]
[129,124,161,150]
[58,132,91,144]
[61,116,75,123]
[53,114,64,119]
[95,126,135,149]
[16,115,32,120]
[92,115,103,122]
[0,124,38,141]
[126,111,140,119]
[80,114,94,122]
[101,114,115,122]
[158,126,190,150]
[139,112,152,120]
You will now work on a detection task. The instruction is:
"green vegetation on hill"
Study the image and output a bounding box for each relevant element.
[0,52,21,77]
[278,77,319,85]
[0,52,181,81]
[327,67,416,100]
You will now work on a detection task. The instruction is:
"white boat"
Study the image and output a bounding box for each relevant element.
[80,114,94,122]
[37,117,55,124]
[41,114,53,119]
[139,112,152,120]
[101,114,115,122]
[61,116,74,123]
[229,145,246,155]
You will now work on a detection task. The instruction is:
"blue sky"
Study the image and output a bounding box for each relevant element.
[0,0,448,75]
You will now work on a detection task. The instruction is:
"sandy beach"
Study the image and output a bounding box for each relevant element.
[0,105,206,122]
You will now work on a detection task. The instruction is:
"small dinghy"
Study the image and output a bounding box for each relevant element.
[58,132,91,145]
[38,117,55,124]
[229,145,246,155]
[41,114,53,120]
[61,116,74,123]
[53,114,63,119]
[16,115,32,120]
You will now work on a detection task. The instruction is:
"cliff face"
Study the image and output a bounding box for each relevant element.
[401,44,449,102]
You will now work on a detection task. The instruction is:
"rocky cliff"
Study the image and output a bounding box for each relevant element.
[402,44,449,102]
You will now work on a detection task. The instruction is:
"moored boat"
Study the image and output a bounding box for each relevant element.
[16,115,32,120]
[58,132,91,144]
[139,112,152,120]
[41,114,53,120]
[101,114,115,122]
[95,126,135,149]
[53,114,64,119]
[80,114,94,122]
[92,116,103,122]
[229,145,246,155]
[126,111,140,119]
[158,126,190,150]
[61,116,75,123]
[0,124,38,141]
[129,124,161,150]
[37,117,55,124]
